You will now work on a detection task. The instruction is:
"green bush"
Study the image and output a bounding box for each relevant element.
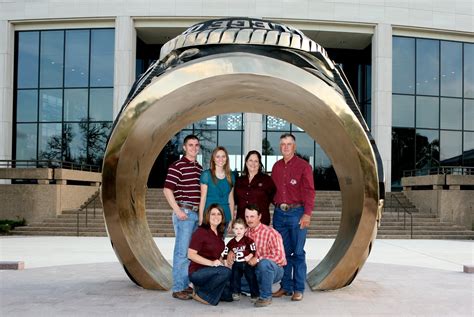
[0,218,26,234]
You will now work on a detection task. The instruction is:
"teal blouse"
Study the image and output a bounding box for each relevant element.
[200,169,235,223]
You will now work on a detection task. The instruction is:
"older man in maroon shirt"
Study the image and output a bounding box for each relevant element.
[271,133,315,302]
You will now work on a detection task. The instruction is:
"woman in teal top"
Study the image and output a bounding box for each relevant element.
[199,146,235,232]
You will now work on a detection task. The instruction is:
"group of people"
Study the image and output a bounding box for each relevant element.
[163,133,315,307]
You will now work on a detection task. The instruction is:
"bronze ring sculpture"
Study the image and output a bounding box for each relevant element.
[102,18,385,291]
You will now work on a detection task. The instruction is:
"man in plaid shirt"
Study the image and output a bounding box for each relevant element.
[243,204,286,307]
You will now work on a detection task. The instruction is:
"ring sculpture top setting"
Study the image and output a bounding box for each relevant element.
[101,17,385,291]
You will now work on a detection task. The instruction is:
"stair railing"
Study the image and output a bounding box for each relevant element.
[388,193,413,239]
[76,190,100,236]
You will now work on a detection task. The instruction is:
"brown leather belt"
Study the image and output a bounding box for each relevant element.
[275,203,303,212]
[177,202,198,212]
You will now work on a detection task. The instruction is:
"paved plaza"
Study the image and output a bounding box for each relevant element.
[0,236,473,316]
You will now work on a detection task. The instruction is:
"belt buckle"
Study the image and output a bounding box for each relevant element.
[280,203,289,211]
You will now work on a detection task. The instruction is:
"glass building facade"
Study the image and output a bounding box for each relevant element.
[14,28,115,167]
[392,36,474,189]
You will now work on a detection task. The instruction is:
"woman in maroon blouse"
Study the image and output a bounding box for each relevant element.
[188,203,233,305]
[234,151,276,225]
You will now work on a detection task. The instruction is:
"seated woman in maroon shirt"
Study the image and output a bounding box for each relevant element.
[188,203,233,305]
[234,151,276,225]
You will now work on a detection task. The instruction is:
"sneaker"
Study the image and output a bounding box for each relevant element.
[255,298,272,307]
[172,291,191,300]
[232,293,240,301]
[250,296,258,303]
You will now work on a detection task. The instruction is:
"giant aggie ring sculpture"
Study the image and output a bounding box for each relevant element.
[102,18,385,291]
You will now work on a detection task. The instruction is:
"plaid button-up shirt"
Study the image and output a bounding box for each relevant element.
[247,223,287,267]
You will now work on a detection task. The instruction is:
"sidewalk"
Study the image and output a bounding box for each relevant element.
[1,237,473,316]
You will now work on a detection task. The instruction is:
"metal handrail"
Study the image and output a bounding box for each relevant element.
[385,193,413,239]
[403,166,474,177]
[0,159,101,172]
[76,190,101,236]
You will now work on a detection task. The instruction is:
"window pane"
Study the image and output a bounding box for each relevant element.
[391,128,415,188]
[440,130,462,165]
[38,123,62,161]
[63,123,87,163]
[416,39,439,96]
[219,131,242,171]
[89,88,113,121]
[64,89,88,121]
[16,124,37,160]
[195,116,217,129]
[293,132,314,166]
[393,37,415,94]
[39,89,62,122]
[463,132,474,166]
[440,98,462,130]
[315,142,331,168]
[87,122,112,166]
[90,29,114,87]
[17,32,39,89]
[440,41,462,97]
[392,95,414,127]
[415,129,439,170]
[65,30,90,87]
[416,96,439,129]
[194,129,217,168]
[263,131,282,172]
[17,90,38,122]
[464,99,474,131]
[40,31,64,88]
[464,44,474,98]
[266,115,290,131]
[218,113,242,130]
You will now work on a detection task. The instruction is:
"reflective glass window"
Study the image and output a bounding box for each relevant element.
[416,39,439,96]
[392,95,415,127]
[89,88,113,121]
[39,89,62,122]
[440,130,462,165]
[65,30,90,87]
[16,124,37,160]
[263,131,282,172]
[464,99,474,131]
[293,132,314,166]
[195,116,217,130]
[38,123,62,161]
[440,98,462,130]
[266,115,290,131]
[64,89,88,122]
[219,131,242,171]
[415,129,439,170]
[40,31,64,88]
[90,29,114,87]
[63,123,87,163]
[440,41,462,97]
[218,113,242,130]
[464,44,474,98]
[463,132,474,166]
[416,96,439,129]
[87,122,112,165]
[194,129,217,168]
[315,143,331,168]
[391,128,415,188]
[17,90,38,122]
[393,37,415,94]
[17,32,39,89]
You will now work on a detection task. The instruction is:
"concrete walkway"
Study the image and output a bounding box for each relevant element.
[1,236,473,316]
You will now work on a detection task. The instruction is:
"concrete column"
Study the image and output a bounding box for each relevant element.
[0,20,14,162]
[113,16,136,119]
[371,23,392,191]
[243,113,263,154]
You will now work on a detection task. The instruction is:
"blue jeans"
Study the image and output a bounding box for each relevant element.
[172,208,198,292]
[273,207,307,293]
[231,261,259,297]
[189,266,233,305]
[255,259,284,300]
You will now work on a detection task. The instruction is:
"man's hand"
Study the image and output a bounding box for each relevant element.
[210,259,223,267]
[247,257,258,267]
[175,209,188,220]
[227,251,235,266]
[299,214,311,229]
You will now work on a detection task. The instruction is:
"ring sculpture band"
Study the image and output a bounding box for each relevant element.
[101,17,385,291]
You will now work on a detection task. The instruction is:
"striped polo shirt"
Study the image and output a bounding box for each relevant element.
[164,156,202,206]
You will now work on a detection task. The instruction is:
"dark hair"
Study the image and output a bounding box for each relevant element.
[242,150,264,176]
[280,133,296,141]
[232,217,247,228]
[202,203,226,234]
[245,204,261,215]
[183,134,199,145]
[210,146,233,187]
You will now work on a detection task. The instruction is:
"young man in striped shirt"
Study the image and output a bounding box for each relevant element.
[163,134,202,300]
